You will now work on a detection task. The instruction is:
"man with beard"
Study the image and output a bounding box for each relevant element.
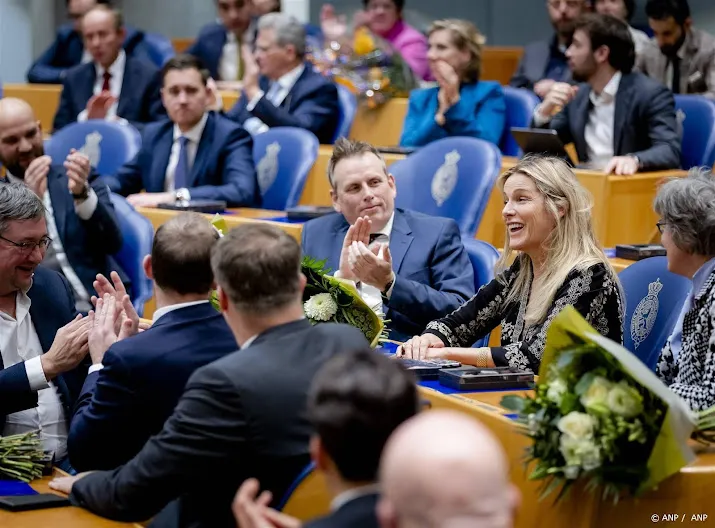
[533,13,680,175]
[509,0,589,97]
[636,0,715,99]
[0,98,125,312]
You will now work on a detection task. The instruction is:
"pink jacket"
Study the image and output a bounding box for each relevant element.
[381,19,431,81]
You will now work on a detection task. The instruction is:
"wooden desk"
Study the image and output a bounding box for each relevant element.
[0,469,139,527]
[171,38,193,53]
[3,83,62,132]
[348,98,408,146]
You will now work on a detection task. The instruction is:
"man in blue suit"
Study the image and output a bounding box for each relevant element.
[52,5,165,132]
[301,138,474,342]
[27,0,155,84]
[0,98,125,312]
[68,213,238,472]
[105,54,260,208]
[0,183,90,468]
[225,13,339,143]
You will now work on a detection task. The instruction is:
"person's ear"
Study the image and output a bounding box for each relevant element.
[310,435,330,471]
[330,188,341,214]
[143,255,153,280]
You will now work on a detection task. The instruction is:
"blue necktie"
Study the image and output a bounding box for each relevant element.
[174,136,190,190]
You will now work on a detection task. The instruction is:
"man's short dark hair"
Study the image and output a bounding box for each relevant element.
[161,54,210,86]
[151,213,219,295]
[575,13,635,73]
[645,0,691,25]
[211,224,303,313]
[361,0,405,13]
[307,349,418,482]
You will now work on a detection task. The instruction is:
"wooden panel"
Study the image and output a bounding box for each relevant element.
[481,46,523,85]
[3,83,62,133]
[219,90,239,111]
[348,98,409,146]
[172,38,194,53]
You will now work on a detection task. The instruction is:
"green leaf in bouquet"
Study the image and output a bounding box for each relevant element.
[574,371,596,397]
[500,395,528,413]
[558,392,580,416]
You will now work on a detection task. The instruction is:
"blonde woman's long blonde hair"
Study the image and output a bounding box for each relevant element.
[495,156,618,326]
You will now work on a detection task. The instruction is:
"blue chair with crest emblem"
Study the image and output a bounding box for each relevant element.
[618,256,691,370]
[333,84,357,142]
[390,137,502,237]
[500,87,540,156]
[252,127,319,210]
[462,237,499,348]
[44,120,142,176]
[674,95,715,168]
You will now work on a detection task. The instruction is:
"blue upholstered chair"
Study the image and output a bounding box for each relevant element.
[253,127,319,210]
[143,32,176,66]
[462,238,499,348]
[333,84,357,142]
[390,137,502,237]
[674,95,715,168]
[500,87,540,156]
[618,256,691,370]
[44,120,142,176]
[109,193,154,317]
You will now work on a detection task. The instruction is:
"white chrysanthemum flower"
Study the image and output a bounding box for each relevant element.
[607,381,643,418]
[304,293,338,321]
[557,411,597,441]
[546,377,568,406]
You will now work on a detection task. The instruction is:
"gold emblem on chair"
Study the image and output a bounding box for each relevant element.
[630,279,663,349]
[431,150,460,207]
[79,131,103,167]
[256,141,281,195]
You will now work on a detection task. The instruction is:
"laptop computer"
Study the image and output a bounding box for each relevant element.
[510,127,578,166]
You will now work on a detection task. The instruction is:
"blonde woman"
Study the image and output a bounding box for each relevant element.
[399,156,624,373]
[399,18,506,148]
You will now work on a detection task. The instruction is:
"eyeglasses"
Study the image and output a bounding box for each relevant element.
[656,221,668,234]
[0,234,52,254]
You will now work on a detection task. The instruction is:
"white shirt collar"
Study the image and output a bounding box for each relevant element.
[173,112,210,143]
[94,49,126,80]
[152,300,210,323]
[330,484,381,512]
[372,211,395,238]
[589,71,621,106]
[271,63,305,92]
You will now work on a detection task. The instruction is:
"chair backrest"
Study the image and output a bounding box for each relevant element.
[618,256,691,370]
[253,127,319,210]
[462,238,499,348]
[391,137,502,237]
[333,84,358,142]
[109,193,154,317]
[499,86,541,156]
[674,94,715,168]
[276,462,331,521]
[143,32,176,66]
[44,120,142,176]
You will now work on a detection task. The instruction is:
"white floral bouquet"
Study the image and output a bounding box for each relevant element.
[501,306,697,502]
[302,256,386,347]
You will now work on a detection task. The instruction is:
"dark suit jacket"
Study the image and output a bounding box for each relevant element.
[69,319,369,527]
[301,209,475,342]
[27,24,154,85]
[105,112,261,207]
[52,56,165,132]
[185,23,232,81]
[509,36,572,91]
[536,72,681,170]
[45,165,125,297]
[68,303,238,472]
[304,493,380,528]
[226,65,340,144]
[0,268,85,422]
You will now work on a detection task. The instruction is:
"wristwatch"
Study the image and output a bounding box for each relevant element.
[174,188,191,203]
[381,274,395,296]
[71,182,90,201]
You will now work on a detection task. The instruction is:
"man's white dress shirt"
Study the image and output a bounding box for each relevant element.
[163,112,210,198]
[243,63,305,136]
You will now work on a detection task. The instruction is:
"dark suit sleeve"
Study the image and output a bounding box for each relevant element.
[104,147,147,197]
[144,70,167,123]
[0,364,38,415]
[83,174,123,254]
[69,348,136,472]
[224,95,253,125]
[70,361,247,522]
[27,39,66,84]
[386,221,474,328]
[630,84,681,171]
[509,51,533,90]
[53,80,77,132]
[188,126,258,207]
[532,101,575,147]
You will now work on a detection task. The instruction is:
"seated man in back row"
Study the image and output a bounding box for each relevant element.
[105,54,261,208]
[226,13,340,144]
[301,138,475,343]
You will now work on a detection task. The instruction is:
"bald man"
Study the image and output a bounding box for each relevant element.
[0,98,125,311]
[377,410,519,528]
[52,5,165,131]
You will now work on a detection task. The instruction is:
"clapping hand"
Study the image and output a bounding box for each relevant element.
[92,272,143,335]
[241,44,261,99]
[40,315,90,380]
[338,216,371,281]
[233,478,302,528]
[64,149,91,196]
[433,60,460,111]
[348,240,393,291]
[320,4,348,42]
[86,92,117,120]
[24,155,52,198]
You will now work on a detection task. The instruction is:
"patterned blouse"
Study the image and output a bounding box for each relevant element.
[423,260,624,373]
[657,270,715,411]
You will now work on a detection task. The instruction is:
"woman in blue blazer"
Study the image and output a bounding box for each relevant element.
[400,19,506,147]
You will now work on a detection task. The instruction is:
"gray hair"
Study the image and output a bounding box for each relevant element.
[0,183,46,234]
[257,12,306,58]
[654,167,715,256]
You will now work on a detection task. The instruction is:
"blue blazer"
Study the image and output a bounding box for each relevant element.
[52,56,165,132]
[400,81,506,148]
[68,303,237,472]
[0,268,85,422]
[185,23,231,81]
[27,24,154,85]
[301,209,475,342]
[105,112,261,207]
[46,166,126,296]
[226,65,340,144]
